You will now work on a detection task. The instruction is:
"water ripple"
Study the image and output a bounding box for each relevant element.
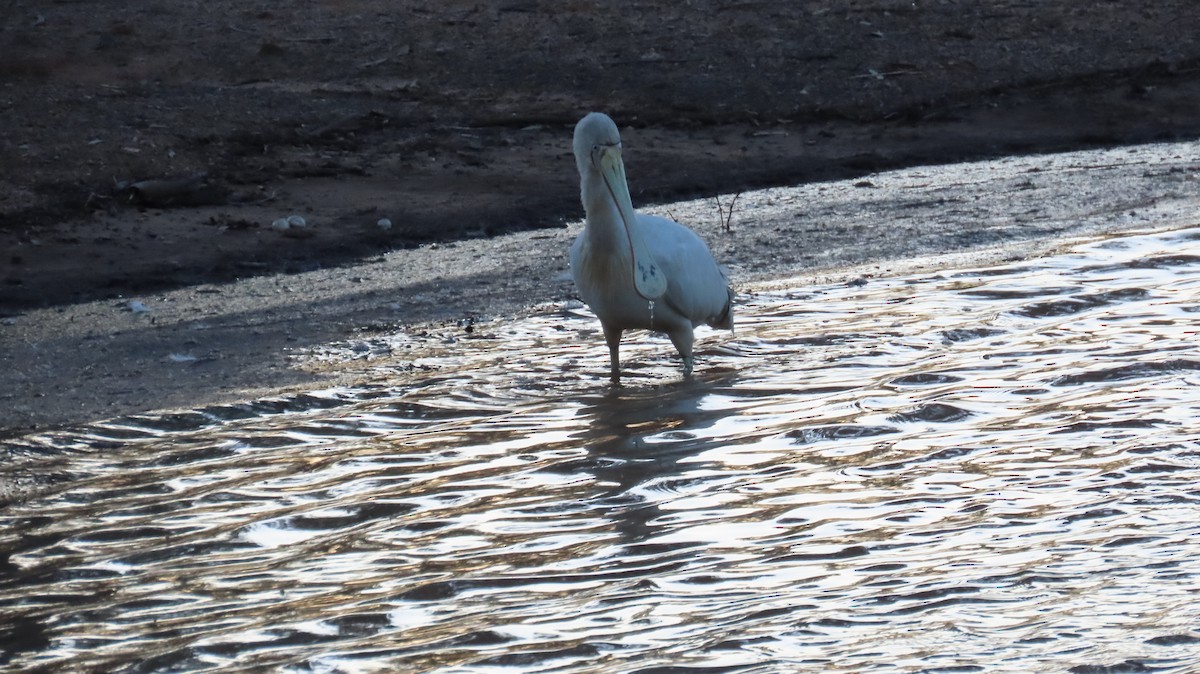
[2,227,1200,673]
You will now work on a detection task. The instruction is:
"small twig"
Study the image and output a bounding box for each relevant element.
[853,68,920,80]
[251,190,279,205]
[83,192,111,210]
[610,57,705,67]
[283,35,338,43]
[228,24,337,43]
[715,192,742,233]
[357,56,390,69]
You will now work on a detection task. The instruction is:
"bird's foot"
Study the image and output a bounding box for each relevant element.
[682,356,694,378]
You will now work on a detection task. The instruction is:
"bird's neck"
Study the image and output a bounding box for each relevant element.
[581,171,631,258]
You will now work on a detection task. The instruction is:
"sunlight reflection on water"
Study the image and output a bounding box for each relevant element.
[2,226,1200,673]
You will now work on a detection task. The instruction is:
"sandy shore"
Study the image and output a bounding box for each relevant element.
[3,139,1197,436]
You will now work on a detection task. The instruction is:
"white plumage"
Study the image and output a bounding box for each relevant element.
[569,112,733,380]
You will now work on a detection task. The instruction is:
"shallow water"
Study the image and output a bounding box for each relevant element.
[3,227,1200,673]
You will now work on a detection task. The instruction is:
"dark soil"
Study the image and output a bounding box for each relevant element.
[2,0,1199,312]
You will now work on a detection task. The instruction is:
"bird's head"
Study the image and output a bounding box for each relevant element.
[573,112,622,179]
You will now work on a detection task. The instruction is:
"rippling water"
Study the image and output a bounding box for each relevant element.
[3,227,1200,673]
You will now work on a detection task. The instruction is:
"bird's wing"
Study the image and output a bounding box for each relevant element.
[637,214,732,327]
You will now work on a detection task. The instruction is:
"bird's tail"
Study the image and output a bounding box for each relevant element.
[711,286,735,332]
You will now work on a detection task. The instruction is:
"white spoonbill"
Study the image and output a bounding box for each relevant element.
[569,112,734,380]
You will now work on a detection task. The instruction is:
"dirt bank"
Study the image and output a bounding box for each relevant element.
[3,139,1198,436]
[3,1,1200,310]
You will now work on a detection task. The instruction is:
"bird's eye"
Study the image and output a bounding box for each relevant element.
[592,144,600,152]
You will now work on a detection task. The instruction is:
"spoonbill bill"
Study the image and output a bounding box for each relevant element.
[569,112,734,381]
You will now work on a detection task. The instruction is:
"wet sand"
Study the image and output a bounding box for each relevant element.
[3,139,1197,435]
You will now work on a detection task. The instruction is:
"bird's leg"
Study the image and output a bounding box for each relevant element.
[602,323,623,382]
[668,329,695,378]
